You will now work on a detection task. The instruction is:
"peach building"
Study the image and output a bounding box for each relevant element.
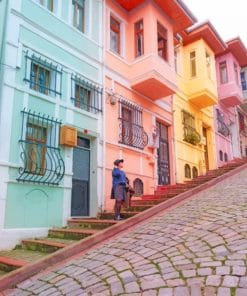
[214,38,247,166]
[173,22,226,183]
[104,0,196,209]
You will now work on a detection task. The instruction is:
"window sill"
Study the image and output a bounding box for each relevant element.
[107,49,125,61]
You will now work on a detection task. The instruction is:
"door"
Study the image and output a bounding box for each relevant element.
[203,127,209,171]
[157,122,170,185]
[71,137,90,216]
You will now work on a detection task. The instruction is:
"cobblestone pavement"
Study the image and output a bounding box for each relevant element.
[4,168,247,296]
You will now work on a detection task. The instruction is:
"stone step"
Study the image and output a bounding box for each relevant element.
[48,228,99,240]
[67,218,117,230]
[126,204,153,212]
[21,239,66,253]
[0,249,48,265]
[100,211,139,220]
[131,199,163,206]
[0,269,8,278]
[0,256,28,273]
[141,195,161,200]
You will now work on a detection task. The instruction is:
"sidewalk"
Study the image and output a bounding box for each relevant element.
[3,168,247,296]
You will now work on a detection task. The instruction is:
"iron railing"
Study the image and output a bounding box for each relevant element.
[183,125,201,145]
[24,53,62,97]
[217,119,230,137]
[71,75,103,114]
[119,119,148,150]
[17,109,65,186]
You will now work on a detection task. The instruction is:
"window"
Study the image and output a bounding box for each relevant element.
[238,112,245,132]
[174,50,178,73]
[110,16,121,54]
[157,22,168,61]
[219,150,223,161]
[219,61,228,84]
[206,51,211,78]
[241,72,247,90]
[24,53,62,97]
[17,109,65,185]
[192,167,198,179]
[72,0,85,33]
[234,63,239,84]
[216,109,230,137]
[133,178,143,196]
[119,99,148,149]
[185,164,191,179]
[190,51,196,77]
[34,0,53,11]
[71,75,103,114]
[135,20,144,57]
[182,110,201,145]
[224,153,228,162]
[26,123,47,175]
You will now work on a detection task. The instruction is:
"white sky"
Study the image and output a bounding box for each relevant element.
[184,0,247,47]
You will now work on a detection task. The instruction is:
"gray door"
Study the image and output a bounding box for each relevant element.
[71,137,90,216]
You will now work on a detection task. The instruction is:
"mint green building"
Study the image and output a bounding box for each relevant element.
[0,0,104,250]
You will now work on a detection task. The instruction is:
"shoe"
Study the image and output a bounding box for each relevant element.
[114,215,124,221]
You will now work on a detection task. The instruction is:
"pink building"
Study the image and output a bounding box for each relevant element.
[215,38,247,166]
[104,0,195,210]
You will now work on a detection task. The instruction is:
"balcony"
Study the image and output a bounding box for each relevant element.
[218,82,244,108]
[217,119,230,137]
[130,55,177,100]
[183,125,201,146]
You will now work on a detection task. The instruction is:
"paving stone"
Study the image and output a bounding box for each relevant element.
[158,288,173,296]
[167,279,185,287]
[239,276,247,288]
[206,275,221,286]
[236,288,247,296]
[232,266,246,276]
[174,286,190,296]
[197,268,212,276]
[204,287,216,296]
[222,275,239,287]
[125,282,141,293]
[216,266,230,275]
[217,287,231,296]
[182,269,196,278]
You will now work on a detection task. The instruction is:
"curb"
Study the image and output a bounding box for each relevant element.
[1,162,247,292]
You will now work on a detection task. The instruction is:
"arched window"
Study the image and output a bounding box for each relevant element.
[219,150,223,161]
[185,164,191,179]
[133,178,143,196]
[224,153,228,162]
[192,167,198,179]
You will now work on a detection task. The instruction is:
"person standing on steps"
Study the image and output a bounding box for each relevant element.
[111,159,127,220]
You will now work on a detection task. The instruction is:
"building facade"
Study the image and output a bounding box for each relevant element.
[173,22,225,183]
[0,0,104,249]
[104,0,196,209]
[214,38,247,166]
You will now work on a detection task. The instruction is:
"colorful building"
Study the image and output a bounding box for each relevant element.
[214,38,247,166]
[0,0,104,249]
[173,22,225,183]
[104,0,196,209]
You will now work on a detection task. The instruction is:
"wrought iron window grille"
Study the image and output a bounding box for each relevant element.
[118,99,148,150]
[182,110,201,145]
[24,52,62,97]
[216,110,230,137]
[71,75,103,114]
[17,109,65,186]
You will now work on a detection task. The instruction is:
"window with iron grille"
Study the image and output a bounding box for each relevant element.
[118,99,148,150]
[219,150,223,161]
[182,110,201,145]
[133,178,143,196]
[192,167,198,179]
[71,75,102,114]
[24,52,62,97]
[72,0,85,33]
[216,109,230,137]
[17,109,65,185]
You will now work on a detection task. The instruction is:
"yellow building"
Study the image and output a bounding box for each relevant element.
[173,22,226,182]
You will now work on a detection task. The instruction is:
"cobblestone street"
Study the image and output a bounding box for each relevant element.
[4,168,247,296]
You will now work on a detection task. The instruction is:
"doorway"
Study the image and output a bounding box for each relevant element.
[157,122,170,185]
[71,137,90,216]
[203,127,209,171]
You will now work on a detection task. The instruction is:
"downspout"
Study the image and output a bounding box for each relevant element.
[172,94,178,184]
[101,0,106,213]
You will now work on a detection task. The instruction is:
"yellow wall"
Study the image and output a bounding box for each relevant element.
[174,39,217,183]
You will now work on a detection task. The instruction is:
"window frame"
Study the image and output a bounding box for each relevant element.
[190,51,196,78]
[72,0,85,33]
[110,15,121,55]
[157,22,168,61]
[241,71,247,90]
[219,61,228,84]
[134,19,144,58]
[205,51,211,79]
[234,62,239,85]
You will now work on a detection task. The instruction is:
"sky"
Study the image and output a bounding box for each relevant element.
[184,0,247,47]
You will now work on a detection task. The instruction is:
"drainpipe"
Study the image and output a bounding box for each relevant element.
[171,94,178,184]
[101,0,106,213]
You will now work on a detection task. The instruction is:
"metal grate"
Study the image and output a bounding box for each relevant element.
[71,75,103,114]
[17,109,65,186]
[118,99,148,149]
[217,110,230,137]
[24,53,62,97]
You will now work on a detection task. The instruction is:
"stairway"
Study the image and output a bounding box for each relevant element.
[0,158,246,280]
